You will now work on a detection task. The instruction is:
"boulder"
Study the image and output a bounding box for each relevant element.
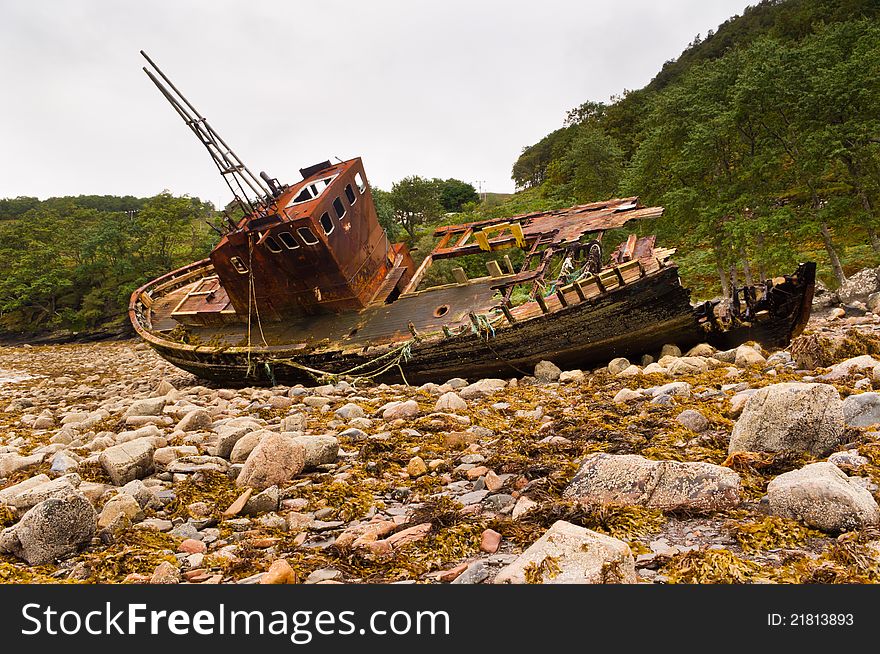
[734,345,766,367]
[381,400,420,420]
[459,379,506,399]
[0,493,96,565]
[435,392,467,412]
[607,358,630,375]
[289,434,338,469]
[676,409,709,432]
[0,474,82,511]
[99,438,156,485]
[534,360,562,383]
[822,355,880,381]
[334,403,365,420]
[0,452,44,477]
[836,268,879,304]
[767,462,880,532]
[97,493,143,529]
[176,409,212,432]
[125,397,166,417]
[729,383,844,456]
[230,429,273,463]
[236,433,305,490]
[563,453,741,512]
[494,520,636,584]
[842,392,880,428]
[667,357,709,376]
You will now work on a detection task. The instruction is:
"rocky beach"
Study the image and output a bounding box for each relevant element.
[4,272,880,584]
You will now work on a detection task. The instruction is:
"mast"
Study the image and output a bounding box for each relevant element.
[140,50,282,219]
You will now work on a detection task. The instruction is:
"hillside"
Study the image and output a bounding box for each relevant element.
[503,0,880,296]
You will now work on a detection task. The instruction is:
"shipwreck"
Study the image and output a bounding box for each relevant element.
[129,52,816,386]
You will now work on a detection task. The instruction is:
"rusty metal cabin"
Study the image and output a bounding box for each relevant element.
[208,158,414,322]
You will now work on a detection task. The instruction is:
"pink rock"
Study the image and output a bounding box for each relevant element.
[480,529,502,553]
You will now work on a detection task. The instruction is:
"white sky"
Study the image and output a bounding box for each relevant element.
[0,0,750,205]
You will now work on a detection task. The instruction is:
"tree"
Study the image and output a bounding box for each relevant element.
[436,178,479,213]
[389,176,443,239]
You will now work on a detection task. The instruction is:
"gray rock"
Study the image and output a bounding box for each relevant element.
[289,434,338,469]
[661,344,682,358]
[459,379,506,399]
[822,355,880,380]
[651,382,691,398]
[334,403,365,420]
[843,392,880,428]
[494,520,636,584]
[0,493,96,565]
[676,409,709,432]
[99,438,156,485]
[243,486,280,515]
[867,291,880,314]
[125,397,166,417]
[0,452,45,477]
[98,493,143,529]
[176,409,212,432]
[337,427,367,442]
[767,462,880,532]
[450,561,489,584]
[482,493,516,512]
[0,474,81,511]
[729,383,844,456]
[534,360,562,382]
[667,357,709,376]
[563,453,741,511]
[837,268,879,304]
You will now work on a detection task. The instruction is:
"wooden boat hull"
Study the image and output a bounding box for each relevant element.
[129,261,816,386]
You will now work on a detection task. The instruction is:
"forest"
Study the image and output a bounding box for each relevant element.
[2,0,878,337]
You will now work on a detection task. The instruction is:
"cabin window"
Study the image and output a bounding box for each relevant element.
[230,257,249,274]
[264,236,282,253]
[319,212,334,235]
[333,197,346,220]
[289,175,337,206]
[298,226,319,245]
[354,172,366,193]
[345,184,356,205]
[278,231,299,249]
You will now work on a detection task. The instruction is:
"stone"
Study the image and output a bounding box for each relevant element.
[236,433,305,490]
[734,345,766,367]
[652,381,691,398]
[823,355,880,381]
[827,450,869,471]
[289,434,339,469]
[222,488,253,517]
[305,568,342,584]
[243,486,280,515]
[98,493,143,529]
[334,403,365,420]
[179,538,207,554]
[612,388,642,403]
[382,400,419,420]
[50,451,79,474]
[837,268,879,304]
[843,392,880,428]
[176,408,212,432]
[281,413,307,432]
[767,462,880,532]
[558,370,585,383]
[642,363,666,375]
[512,495,538,519]
[230,429,274,463]
[676,409,709,432]
[494,520,636,584]
[534,360,562,382]
[0,474,79,511]
[0,452,44,477]
[867,291,880,314]
[149,561,180,584]
[459,378,506,399]
[434,392,467,412]
[667,357,709,376]
[125,397,166,417]
[451,561,489,585]
[607,358,630,375]
[661,344,682,358]
[480,528,502,553]
[563,452,741,511]
[729,383,844,456]
[406,456,428,477]
[616,365,641,377]
[99,438,156,486]
[153,445,199,470]
[0,493,96,565]
[686,343,716,357]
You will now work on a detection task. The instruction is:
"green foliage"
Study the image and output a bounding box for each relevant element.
[509,1,880,296]
[436,178,479,213]
[0,193,216,334]
[389,175,444,239]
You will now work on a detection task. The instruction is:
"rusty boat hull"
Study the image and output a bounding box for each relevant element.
[129,260,816,386]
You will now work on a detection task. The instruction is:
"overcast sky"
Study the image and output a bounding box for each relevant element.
[0,0,750,205]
